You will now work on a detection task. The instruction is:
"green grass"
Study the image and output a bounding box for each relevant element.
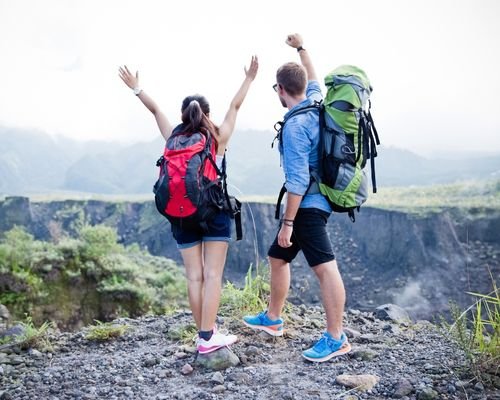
[0,315,53,351]
[166,323,198,344]
[220,263,270,318]
[443,270,500,384]
[85,320,129,341]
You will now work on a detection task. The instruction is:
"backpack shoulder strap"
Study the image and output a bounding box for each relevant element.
[216,149,243,241]
[307,104,327,195]
[273,101,323,219]
[171,123,184,137]
[272,101,322,148]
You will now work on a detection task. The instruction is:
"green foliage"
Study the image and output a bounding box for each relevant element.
[18,315,53,350]
[0,226,46,311]
[0,224,187,327]
[98,247,188,316]
[220,263,270,318]
[443,272,500,381]
[85,320,128,341]
[1,226,36,268]
[163,302,181,316]
[79,224,120,259]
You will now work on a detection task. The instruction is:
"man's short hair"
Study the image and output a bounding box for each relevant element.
[276,62,307,97]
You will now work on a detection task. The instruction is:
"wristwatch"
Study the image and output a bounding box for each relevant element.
[133,87,142,96]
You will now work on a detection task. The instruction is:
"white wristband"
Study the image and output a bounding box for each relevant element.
[133,87,142,96]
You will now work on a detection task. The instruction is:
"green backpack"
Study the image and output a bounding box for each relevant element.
[274,65,380,222]
[317,65,380,221]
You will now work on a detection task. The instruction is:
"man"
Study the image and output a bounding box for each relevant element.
[243,34,351,362]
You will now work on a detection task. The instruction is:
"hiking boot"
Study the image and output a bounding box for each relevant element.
[242,310,284,336]
[196,331,237,354]
[302,331,351,362]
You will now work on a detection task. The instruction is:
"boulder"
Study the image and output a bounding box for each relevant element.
[0,305,10,321]
[335,374,379,392]
[194,347,240,371]
[375,304,411,323]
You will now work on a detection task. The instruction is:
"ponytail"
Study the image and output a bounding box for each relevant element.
[182,100,204,133]
[180,95,219,139]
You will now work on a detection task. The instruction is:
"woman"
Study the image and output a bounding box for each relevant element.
[118,56,258,354]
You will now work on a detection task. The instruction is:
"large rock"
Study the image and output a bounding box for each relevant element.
[0,324,25,341]
[194,347,240,371]
[417,387,439,400]
[335,374,380,392]
[375,304,411,323]
[394,378,414,398]
[0,196,32,232]
[0,305,10,321]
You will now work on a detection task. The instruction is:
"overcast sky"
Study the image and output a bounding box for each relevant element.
[1,0,499,156]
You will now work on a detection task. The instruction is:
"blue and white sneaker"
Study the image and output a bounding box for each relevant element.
[242,310,284,336]
[302,332,351,362]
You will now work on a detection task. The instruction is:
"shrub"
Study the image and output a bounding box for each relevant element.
[0,224,187,327]
[0,227,45,310]
[79,224,120,259]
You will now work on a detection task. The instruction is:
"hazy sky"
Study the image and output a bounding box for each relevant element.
[1,0,499,156]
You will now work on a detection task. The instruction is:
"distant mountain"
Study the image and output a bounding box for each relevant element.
[375,147,500,186]
[1,125,499,196]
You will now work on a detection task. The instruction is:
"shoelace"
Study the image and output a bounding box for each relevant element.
[258,311,268,323]
[313,336,330,352]
[313,334,343,352]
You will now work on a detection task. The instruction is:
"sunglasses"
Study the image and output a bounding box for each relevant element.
[273,83,279,92]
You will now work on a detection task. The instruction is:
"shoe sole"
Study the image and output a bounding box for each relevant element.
[302,342,352,363]
[242,320,284,337]
[197,337,238,354]
[198,344,225,354]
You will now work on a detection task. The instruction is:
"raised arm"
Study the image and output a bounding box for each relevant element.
[285,34,317,82]
[118,66,173,140]
[218,56,259,147]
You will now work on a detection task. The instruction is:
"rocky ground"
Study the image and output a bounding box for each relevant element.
[1,304,499,400]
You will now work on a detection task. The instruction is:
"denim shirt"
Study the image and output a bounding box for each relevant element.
[280,80,332,213]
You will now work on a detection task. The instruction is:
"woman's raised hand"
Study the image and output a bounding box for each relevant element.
[244,55,259,81]
[118,65,139,89]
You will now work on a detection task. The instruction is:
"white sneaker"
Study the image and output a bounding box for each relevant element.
[192,324,220,345]
[197,331,237,354]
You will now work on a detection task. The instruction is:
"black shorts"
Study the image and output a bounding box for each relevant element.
[267,208,335,267]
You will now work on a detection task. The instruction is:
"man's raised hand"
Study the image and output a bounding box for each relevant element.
[285,33,303,49]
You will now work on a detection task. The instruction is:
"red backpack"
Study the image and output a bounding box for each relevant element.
[153,126,242,239]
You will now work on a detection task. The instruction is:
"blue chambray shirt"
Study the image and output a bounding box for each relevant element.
[280,80,332,213]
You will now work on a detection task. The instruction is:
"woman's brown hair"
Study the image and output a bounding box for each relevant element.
[181,95,219,140]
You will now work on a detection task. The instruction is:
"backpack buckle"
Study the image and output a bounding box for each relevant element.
[271,121,283,148]
[156,156,164,167]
